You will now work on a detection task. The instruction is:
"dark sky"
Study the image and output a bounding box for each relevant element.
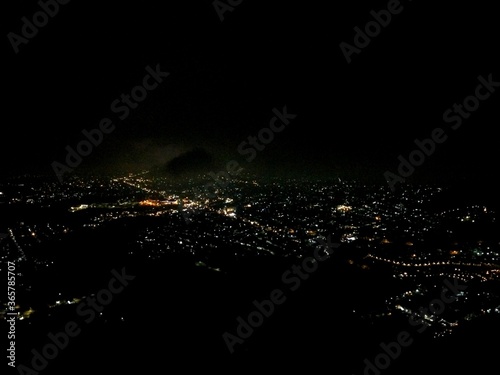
[2,0,500,184]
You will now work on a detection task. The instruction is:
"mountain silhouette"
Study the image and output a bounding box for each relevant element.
[164,147,214,176]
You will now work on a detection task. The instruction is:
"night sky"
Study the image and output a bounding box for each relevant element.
[3,0,500,185]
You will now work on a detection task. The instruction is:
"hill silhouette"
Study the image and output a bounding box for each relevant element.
[164,147,214,176]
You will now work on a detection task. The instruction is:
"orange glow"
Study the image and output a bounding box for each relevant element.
[139,199,162,206]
